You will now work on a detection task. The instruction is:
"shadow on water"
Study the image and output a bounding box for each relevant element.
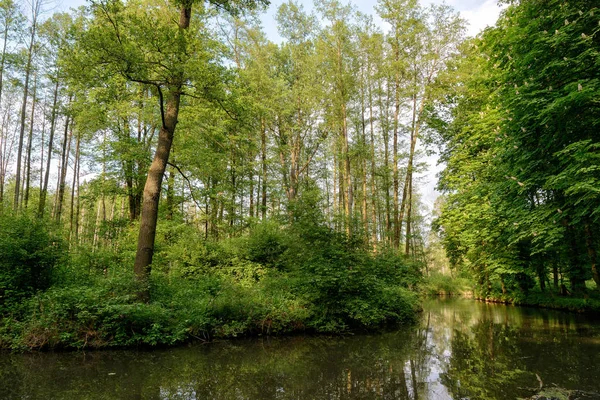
[2,298,600,399]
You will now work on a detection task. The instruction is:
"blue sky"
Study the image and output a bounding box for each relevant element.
[57,0,503,38]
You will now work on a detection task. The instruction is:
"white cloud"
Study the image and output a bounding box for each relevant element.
[460,0,505,37]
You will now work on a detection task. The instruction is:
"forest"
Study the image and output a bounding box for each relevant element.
[0,0,598,350]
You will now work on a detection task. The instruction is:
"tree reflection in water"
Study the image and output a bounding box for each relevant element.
[1,299,599,399]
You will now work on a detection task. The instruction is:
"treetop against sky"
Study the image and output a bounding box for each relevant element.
[58,0,503,38]
[53,0,503,215]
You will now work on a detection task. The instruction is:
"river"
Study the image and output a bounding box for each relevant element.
[1,298,599,399]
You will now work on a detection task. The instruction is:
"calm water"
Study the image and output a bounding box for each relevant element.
[2,298,600,400]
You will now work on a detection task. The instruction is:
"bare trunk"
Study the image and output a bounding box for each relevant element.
[400,94,423,254]
[69,133,80,242]
[392,49,400,249]
[261,118,267,220]
[342,103,352,236]
[14,23,36,210]
[585,223,600,289]
[24,75,37,209]
[0,23,8,208]
[405,175,413,255]
[134,93,180,285]
[333,151,337,218]
[165,165,175,220]
[368,78,378,250]
[359,77,368,241]
[55,113,72,223]
[38,79,59,217]
[74,152,80,243]
[249,167,254,218]
[0,18,8,105]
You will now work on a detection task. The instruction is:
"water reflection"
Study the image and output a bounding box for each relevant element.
[2,299,600,399]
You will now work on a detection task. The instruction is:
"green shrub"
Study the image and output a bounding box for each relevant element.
[245,221,287,270]
[0,212,63,310]
[421,272,471,296]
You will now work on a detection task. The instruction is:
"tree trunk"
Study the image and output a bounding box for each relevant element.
[165,165,175,220]
[261,118,267,220]
[133,6,191,296]
[134,90,181,290]
[405,173,413,255]
[39,79,60,217]
[342,103,352,236]
[392,47,401,250]
[55,113,72,223]
[0,18,9,209]
[566,223,586,293]
[69,132,80,242]
[14,22,36,210]
[400,93,423,254]
[24,75,37,209]
[585,222,600,289]
[368,75,378,250]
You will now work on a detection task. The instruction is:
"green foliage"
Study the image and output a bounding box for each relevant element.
[434,0,600,299]
[0,216,421,350]
[0,212,63,311]
[245,221,287,270]
[421,272,471,296]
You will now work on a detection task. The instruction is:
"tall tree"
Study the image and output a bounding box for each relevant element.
[14,0,43,210]
[78,0,267,295]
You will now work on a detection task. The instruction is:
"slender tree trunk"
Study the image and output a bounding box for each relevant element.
[333,151,337,219]
[368,77,378,250]
[55,113,72,223]
[392,47,401,249]
[249,166,254,218]
[565,223,586,293]
[379,78,391,244]
[24,75,38,209]
[14,21,37,210]
[585,222,600,289]
[0,20,9,210]
[69,132,80,242]
[39,79,59,217]
[74,157,81,243]
[0,16,9,107]
[342,103,352,236]
[399,93,424,251]
[166,165,175,220]
[261,118,267,220]
[229,149,236,230]
[359,73,368,241]
[39,96,46,193]
[405,175,413,255]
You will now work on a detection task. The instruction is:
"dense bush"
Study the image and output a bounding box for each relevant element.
[0,212,63,311]
[0,210,421,350]
[421,272,471,296]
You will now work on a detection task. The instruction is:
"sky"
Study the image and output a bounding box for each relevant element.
[56,0,504,216]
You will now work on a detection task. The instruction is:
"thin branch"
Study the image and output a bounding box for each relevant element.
[167,161,202,209]
[182,90,238,121]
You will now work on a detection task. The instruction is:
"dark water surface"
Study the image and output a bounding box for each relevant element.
[2,298,600,399]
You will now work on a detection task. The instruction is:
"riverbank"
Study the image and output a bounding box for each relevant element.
[0,270,421,351]
[473,291,600,314]
[3,298,600,399]
[0,213,426,351]
[421,273,600,313]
